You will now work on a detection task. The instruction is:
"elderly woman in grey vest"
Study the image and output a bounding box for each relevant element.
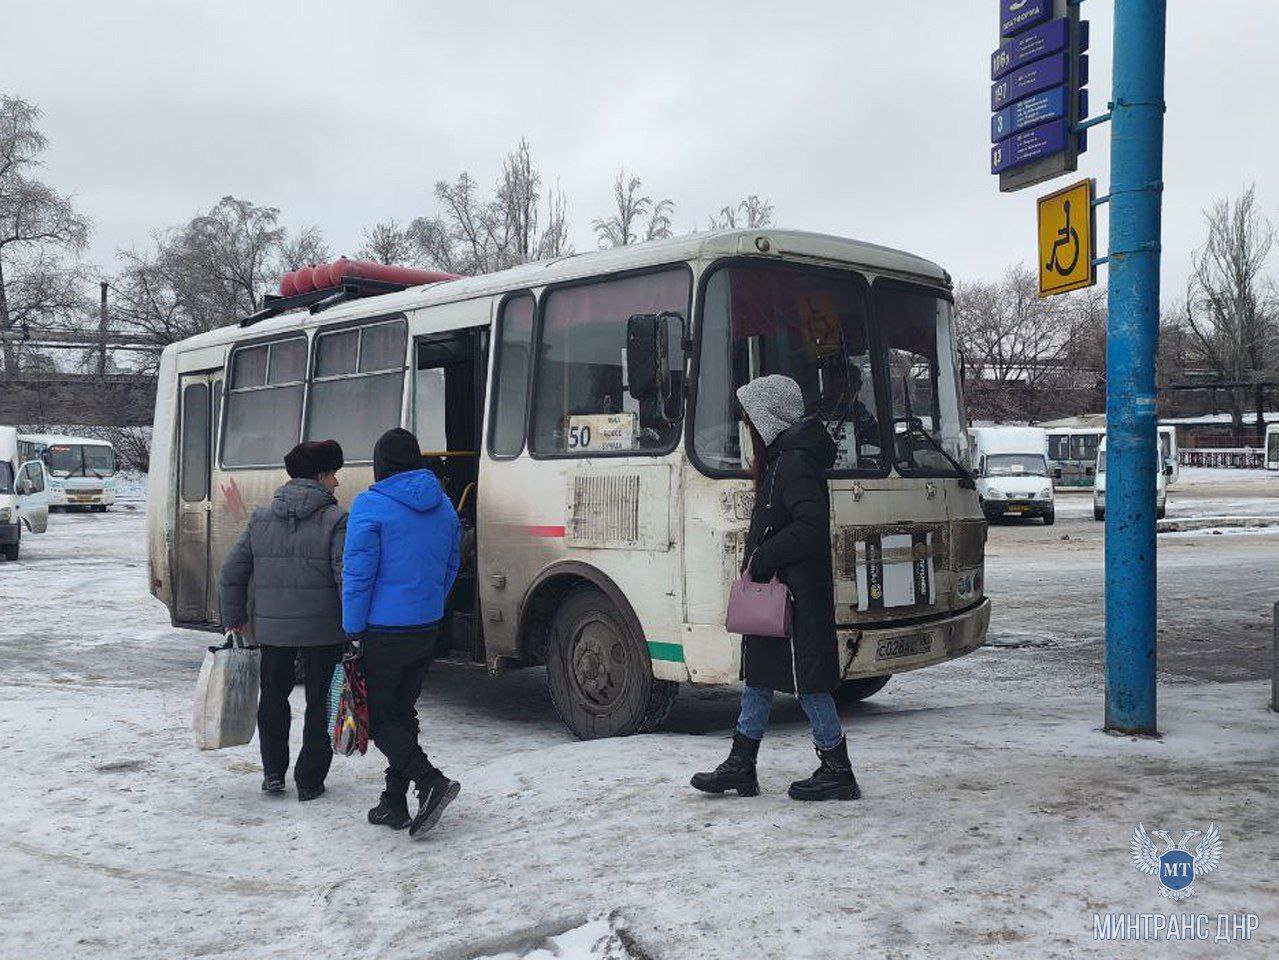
[220,440,346,801]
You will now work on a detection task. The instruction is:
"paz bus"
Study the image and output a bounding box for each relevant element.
[147,230,991,739]
[18,433,119,511]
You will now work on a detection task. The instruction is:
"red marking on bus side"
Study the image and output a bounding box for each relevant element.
[221,477,247,525]
[525,525,566,538]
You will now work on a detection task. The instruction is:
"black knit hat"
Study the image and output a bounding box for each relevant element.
[373,428,422,481]
[284,440,345,479]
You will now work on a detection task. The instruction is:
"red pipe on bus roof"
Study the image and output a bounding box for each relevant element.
[327,257,460,288]
[292,265,317,295]
[278,260,461,297]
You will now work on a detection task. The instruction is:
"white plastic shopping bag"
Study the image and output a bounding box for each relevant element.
[193,631,261,750]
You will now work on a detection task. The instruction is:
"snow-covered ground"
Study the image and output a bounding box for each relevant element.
[1,497,1276,959]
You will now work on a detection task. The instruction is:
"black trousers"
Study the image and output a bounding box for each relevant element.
[363,629,437,798]
[258,643,343,788]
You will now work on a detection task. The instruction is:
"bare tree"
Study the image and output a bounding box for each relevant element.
[279,225,329,271]
[0,96,92,374]
[1184,186,1278,440]
[399,139,573,274]
[593,170,674,247]
[357,219,418,265]
[709,195,775,230]
[112,196,323,361]
[954,265,1091,422]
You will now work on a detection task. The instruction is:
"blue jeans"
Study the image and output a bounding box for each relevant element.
[736,685,844,751]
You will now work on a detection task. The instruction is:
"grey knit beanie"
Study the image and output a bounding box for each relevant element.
[736,374,806,446]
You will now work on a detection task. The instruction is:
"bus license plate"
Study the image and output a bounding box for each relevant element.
[876,633,933,662]
[1005,505,1025,513]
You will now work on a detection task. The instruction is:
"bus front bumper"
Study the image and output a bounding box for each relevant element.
[841,598,992,678]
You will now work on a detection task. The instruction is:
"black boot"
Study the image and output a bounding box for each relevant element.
[690,732,761,797]
[368,791,411,830]
[261,774,286,794]
[408,770,461,839]
[788,737,860,801]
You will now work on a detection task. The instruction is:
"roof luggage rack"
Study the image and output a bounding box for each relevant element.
[239,275,410,328]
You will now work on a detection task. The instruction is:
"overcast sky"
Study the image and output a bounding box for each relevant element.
[3,0,1276,300]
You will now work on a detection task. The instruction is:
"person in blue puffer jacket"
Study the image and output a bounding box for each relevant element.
[343,427,462,839]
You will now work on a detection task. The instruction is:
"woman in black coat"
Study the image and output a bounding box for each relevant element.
[691,374,860,801]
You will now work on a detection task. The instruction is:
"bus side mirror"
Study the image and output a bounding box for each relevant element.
[627,312,685,425]
[1053,468,1063,480]
[626,313,663,402]
[1165,464,1174,477]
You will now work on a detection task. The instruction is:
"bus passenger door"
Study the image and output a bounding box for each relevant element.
[175,372,218,625]
[413,327,487,659]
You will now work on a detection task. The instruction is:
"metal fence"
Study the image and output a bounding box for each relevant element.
[1178,448,1264,469]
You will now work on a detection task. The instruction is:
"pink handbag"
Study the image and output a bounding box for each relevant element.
[725,557,793,638]
[725,462,792,638]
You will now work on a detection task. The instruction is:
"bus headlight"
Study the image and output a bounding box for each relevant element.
[1039,488,1052,499]
[986,488,1005,499]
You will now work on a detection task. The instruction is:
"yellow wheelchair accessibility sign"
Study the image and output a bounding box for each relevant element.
[1037,178,1096,297]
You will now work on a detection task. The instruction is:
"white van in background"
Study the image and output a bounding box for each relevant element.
[1266,423,1279,471]
[969,426,1055,525]
[1093,435,1168,521]
[0,426,51,561]
[1158,425,1179,485]
[18,434,118,511]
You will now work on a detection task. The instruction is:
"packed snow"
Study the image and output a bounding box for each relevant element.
[1,483,1276,959]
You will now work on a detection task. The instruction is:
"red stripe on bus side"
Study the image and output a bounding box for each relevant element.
[525,525,566,538]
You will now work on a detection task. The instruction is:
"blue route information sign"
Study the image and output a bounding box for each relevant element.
[992,86,1067,142]
[992,52,1067,109]
[1001,0,1051,38]
[991,119,1067,174]
[991,17,1067,79]
[991,0,1089,192]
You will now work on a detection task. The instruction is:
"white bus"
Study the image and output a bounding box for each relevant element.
[1,426,50,561]
[1045,426,1105,489]
[1093,435,1168,521]
[1267,424,1279,471]
[18,433,118,511]
[147,230,991,738]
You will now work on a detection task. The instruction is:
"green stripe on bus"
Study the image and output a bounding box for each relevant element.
[646,641,685,663]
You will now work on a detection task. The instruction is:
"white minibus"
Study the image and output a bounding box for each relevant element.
[1,426,50,560]
[1093,435,1168,521]
[18,434,118,510]
[147,230,991,738]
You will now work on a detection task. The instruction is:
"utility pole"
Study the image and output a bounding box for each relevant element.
[1104,0,1166,735]
[98,280,109,377]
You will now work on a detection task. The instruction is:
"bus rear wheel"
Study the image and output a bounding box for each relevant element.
[546,586,677,740]
[833,675,891,705]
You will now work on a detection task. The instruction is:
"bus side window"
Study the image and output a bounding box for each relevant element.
[489,294,534,458]
[306,319,407,462]
[222,337,308,468]
[530,267,691,457]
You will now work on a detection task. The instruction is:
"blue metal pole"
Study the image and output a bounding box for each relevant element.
[1104,0,1165,734]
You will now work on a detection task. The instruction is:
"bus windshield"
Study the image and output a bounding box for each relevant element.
[43,443,117,478]
[692,262,965,476]
[984,453,1048,477]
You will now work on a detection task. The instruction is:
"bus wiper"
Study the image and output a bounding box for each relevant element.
[898,417,976,490]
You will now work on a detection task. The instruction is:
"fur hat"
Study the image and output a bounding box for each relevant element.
[736,375,806,446]
[284,440,344,479]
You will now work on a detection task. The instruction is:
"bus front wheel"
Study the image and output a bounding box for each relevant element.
[546,586,677,740]
[833,675,891,705]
